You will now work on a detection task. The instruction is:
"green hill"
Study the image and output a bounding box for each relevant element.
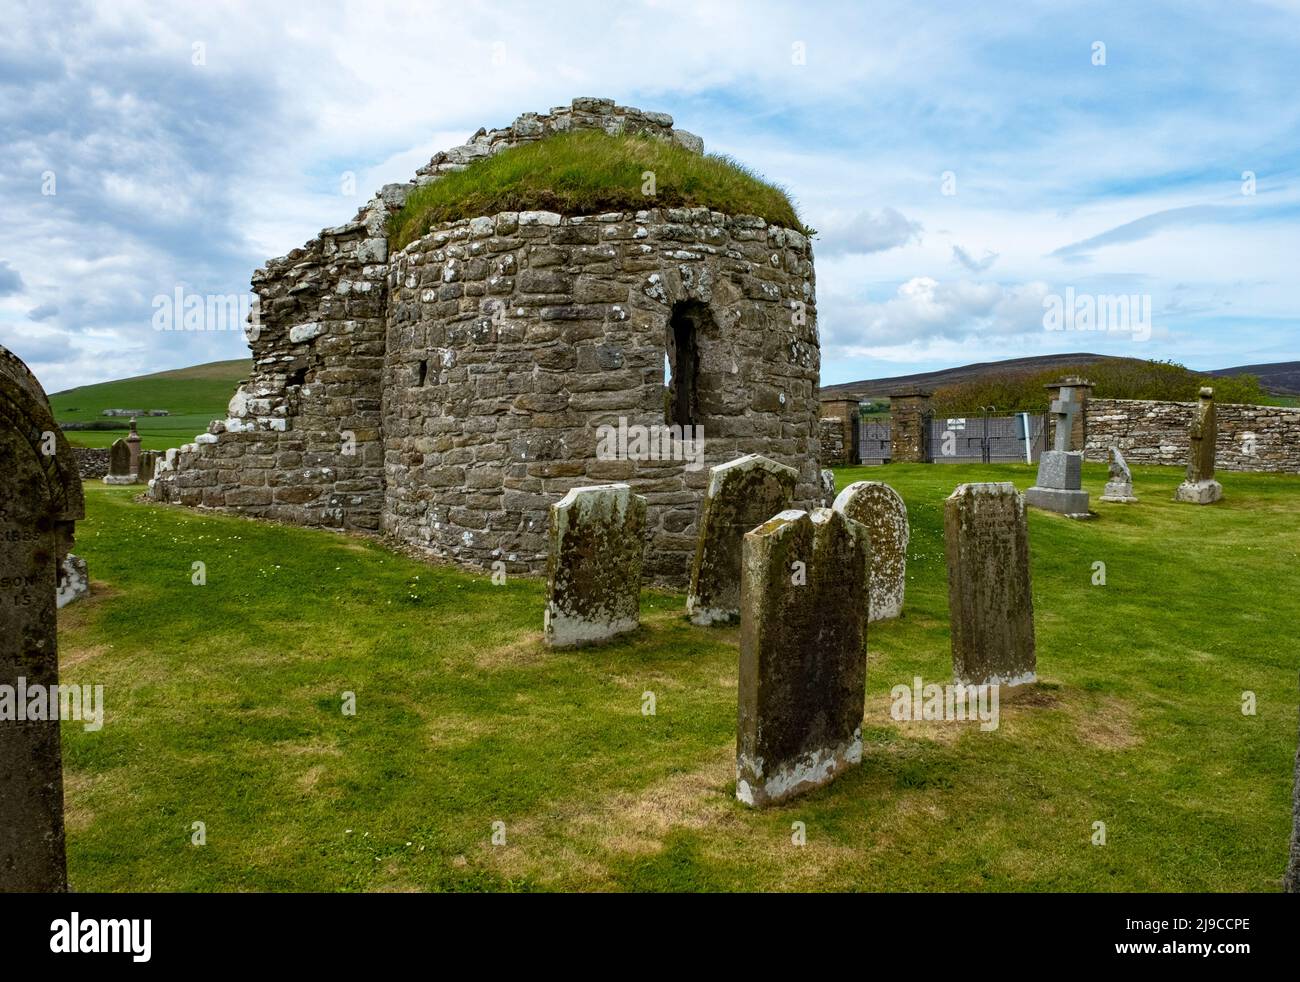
[51,358,250,450]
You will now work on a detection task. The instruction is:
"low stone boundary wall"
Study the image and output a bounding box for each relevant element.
[72,447,110,479]
[1084,398,1300,474]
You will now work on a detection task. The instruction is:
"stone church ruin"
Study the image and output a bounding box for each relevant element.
[150,98,822,585]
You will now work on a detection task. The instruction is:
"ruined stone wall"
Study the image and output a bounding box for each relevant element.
[383,207,820,584]
[150,193,396,529]
[150,98,704,527]
[1085,398,1300,473]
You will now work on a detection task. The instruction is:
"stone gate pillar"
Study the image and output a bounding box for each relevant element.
[889,390,933,463]
[1044,376,1093,451]
[0,345,85,892]
[819,398,861,464]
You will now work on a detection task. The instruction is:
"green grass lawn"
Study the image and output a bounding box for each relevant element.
[57,462,1300,891]
[50,359,249,450]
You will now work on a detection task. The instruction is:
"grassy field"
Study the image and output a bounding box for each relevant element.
[57,461,1300,891]
[390,130,806,251]
[49,359,248,450]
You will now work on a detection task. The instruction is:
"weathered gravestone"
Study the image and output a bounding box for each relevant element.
[736,507,870,807]
[102,437,134,485]
[1286,706,1300,893]
[820,468,836,507]
[1175,387,1223,504]
[1,345,85,892]
[55,555,89,609]
[833,480,909,621]
[544,483,647,648]
[137,449,160,484]
[1099,446,1138,503]
[944,482,1036,687]
[686,454,798,625]
[1025,385,1090,517]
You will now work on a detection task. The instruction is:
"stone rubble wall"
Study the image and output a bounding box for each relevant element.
[72,447,110,479]
[384,207,820,585]
[1084,398,1300,474]
[819,416,847,466]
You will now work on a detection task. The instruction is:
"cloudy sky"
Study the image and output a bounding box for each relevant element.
[2,0,1298,393]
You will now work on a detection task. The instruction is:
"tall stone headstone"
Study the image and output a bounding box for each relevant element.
[736,507,870,807]
[126,418,142,477]
[1025,385,1090,517]
[944,482,1036,687]
[1,345,85,892]
[686,454,798,625]
[1286,707,1300,893]
[102,437,134,485]
[1100,446,1138,503]
[137,449,160,484]
[833,480,909,621]
[1175,387,1223,504]
[544,483,647,648]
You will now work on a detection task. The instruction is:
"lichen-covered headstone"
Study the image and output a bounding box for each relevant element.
[137,449,160,484]
[820,468,836,507]
[944,482,1036,687]
[1175,387,1223,504]
[544,483,647,648]
[687,454,798,625]
[1100,446,1138,503]
[833,480,908,621]
[1,344,85,892]
[737,507,870,807]
[102,437,134,485]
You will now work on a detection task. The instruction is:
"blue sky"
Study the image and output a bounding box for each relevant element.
[1,0,1298,392]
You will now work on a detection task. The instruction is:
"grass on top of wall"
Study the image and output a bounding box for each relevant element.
[388,130,807,252]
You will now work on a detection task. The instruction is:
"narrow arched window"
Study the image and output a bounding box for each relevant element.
[666,301,706,427]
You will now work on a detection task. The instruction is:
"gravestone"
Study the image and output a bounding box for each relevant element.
[944,482,1036,687]
[544,483,647,648]
[55,555,89,609]
[736,507,870,807]
[820,468,836,507]
[137,449,160,484]
[1287,709,1300,893]
[833,480,909,621]
[686,454,798,625]
[1175,387,1223,504]
[1025,385,1090,517]
[1100,447,1138,503]
[102,437,134,485]
[1,345,85,892]
[126,418,141,478]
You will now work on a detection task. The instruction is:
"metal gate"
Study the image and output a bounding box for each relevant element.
[926,412,1046,464]
[859,421,890,463]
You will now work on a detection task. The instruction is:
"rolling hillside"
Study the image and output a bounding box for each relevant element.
[822,353,1297,403]
[50,359,250,450]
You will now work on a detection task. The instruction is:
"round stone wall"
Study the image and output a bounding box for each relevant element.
[382,206,820,585]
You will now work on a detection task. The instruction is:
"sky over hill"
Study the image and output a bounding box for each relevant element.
[1,0,1298,392]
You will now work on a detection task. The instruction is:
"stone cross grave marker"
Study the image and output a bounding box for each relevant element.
[1,345,85,892]
[544,483,647,648]
[736,507,870,807]
[944,482,1036,687]
[1026,385,1090,517]
[687,454,798,625]
[833,480,909,622]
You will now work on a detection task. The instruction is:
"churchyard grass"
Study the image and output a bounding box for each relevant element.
[58,461,1300,891]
